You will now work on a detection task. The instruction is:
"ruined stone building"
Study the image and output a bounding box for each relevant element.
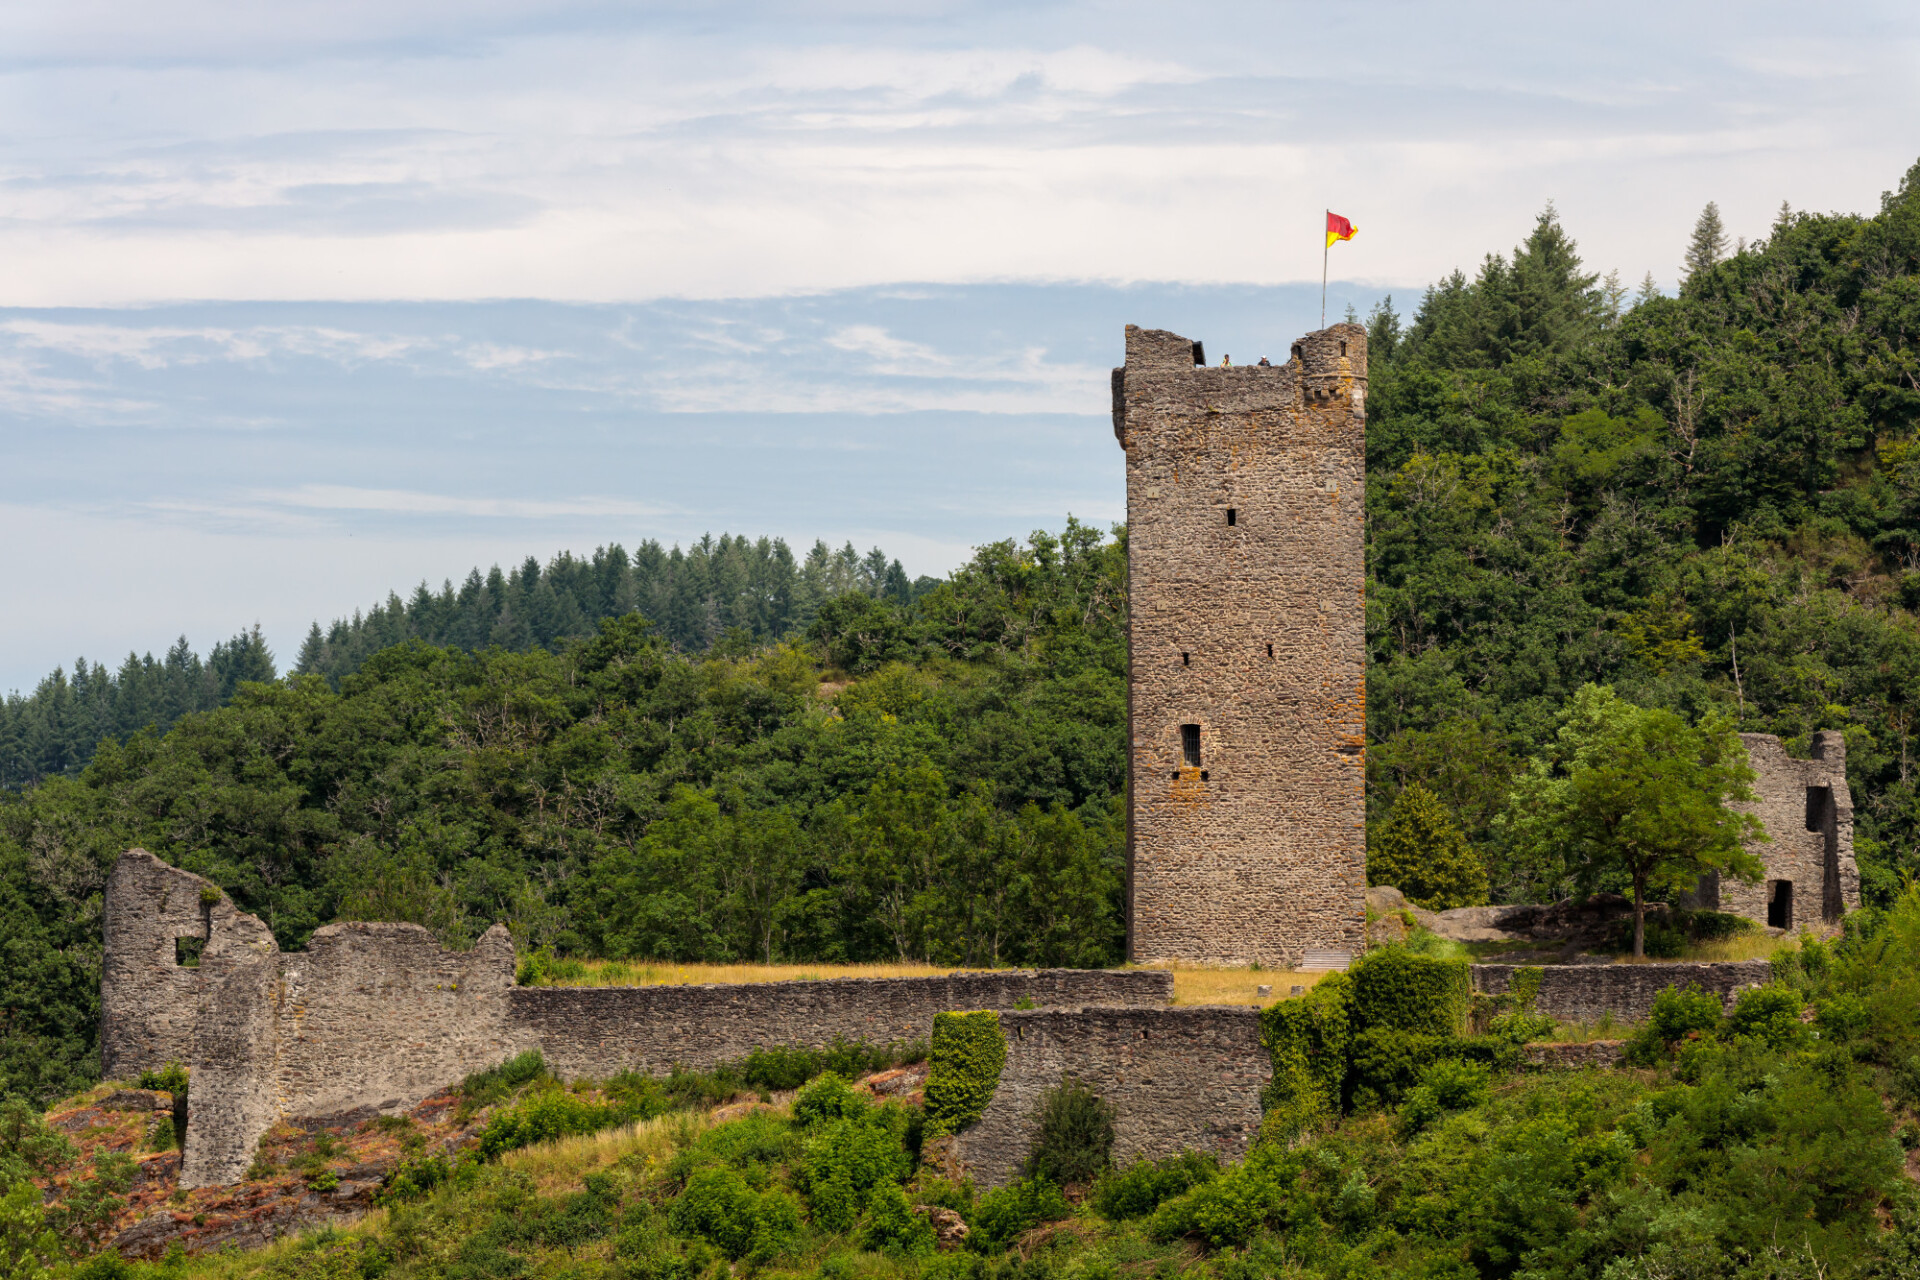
[1689,730,1861,928]
[1113,324,1368,966]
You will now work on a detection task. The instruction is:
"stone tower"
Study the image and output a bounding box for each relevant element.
[1113,324,1367,966]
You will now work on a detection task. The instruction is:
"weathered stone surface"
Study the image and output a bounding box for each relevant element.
[99,1089,173,1113]
[914,1204,970,1251]
[950,1006,1270,1190]
[103,849,1172,1188]
[1689,732,1860,928]
[1118,325,1368,966]
[1473,961,1771,1023]
[514,970,1170,1078]
[1523,1041,1627,1069]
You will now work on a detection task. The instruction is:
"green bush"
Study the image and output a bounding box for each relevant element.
[458,1051,549,1115]
[375,1154,450,1205]
[791,1073,866,1127]
[667,1167,799,1262]
[1347,1028,1514,1111]
[1023,1079,1115,1186]
[1624,983,1726,1064]
[1398,1058,1490,1137]
[1727,983,1806,1049]
[474,1087,634,1159]
[800,1110,911,1233]
[924,1011,1006,1136]
[1348,949,1470,1037]
[135,1062,189,1097]
[740,1039,909,1091]
[1089,1151,1219,1221]
[859,1183,936,1257]
[1261,972,1351,1132]
[1148,1149,1292,1249]
[968,1177,1072,1249]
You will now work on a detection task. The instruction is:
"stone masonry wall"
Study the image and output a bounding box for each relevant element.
[1708,731,1860,927]
[516,970,1172,1079]
[102,851,1173,1187]
[1472,961,1773,1023]
[1116,324,1368,966]
[949,1006,1270,1190]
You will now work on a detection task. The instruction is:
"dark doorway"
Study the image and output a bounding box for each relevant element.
[1767,880,1793,930]
[1805,786,1833,832]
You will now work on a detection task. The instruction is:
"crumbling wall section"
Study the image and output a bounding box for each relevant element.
[1117,324,1368,966]
[1472,961,1773,1024]
[511,969,1173,1078]
[949,1006,1269,1190]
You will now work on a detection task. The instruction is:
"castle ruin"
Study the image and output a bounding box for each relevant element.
[1114,324,1368,966]
[1693,730,1861,928]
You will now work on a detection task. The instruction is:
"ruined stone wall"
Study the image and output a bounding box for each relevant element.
[102,851,1174,1187]
[1472,961,1773,1024]
[1707,731,1860,927]
[1115,324,1367,966]
[949,1006,1270,1190]
[516,970,1172,1079]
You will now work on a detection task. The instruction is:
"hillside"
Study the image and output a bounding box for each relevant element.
[5,158,1920,1115]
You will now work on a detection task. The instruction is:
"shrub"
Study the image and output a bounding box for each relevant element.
[791,1073,867,1127]
[1727,984,1806,1049]
[135,1062,190,1097]
[1347,1028,1513,1111]
[860,1183,936,1257]
[800,1111,911,1233]
[741,1039,906,1091]
[1366,784,1488,910]
[1023,1080,1115,1186]
[1149,1152,1291,1249]
[376,1154,451,1205]
[1090,1151,1219,1221]
[458,1051,549,1115]
[668,1168,799,1262]
[924,1012,1007,1136]
[1349,949,1471,1037]
[968,1177,1072,1248]
[1262,972,1351,1133]
[475,1088,632,1159]
[1624,983,1725,1065]
[1398,1058,1490,1137]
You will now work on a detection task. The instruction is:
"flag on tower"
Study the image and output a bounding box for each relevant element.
[1326,211,1357,248]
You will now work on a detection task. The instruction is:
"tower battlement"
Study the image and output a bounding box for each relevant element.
[1114,323,1368,966]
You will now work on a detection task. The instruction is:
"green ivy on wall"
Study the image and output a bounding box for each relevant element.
[923,1010,1007,1136]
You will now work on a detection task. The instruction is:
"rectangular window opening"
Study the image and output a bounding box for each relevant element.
[1805,785,1832,832]
[1226,507,1237,526]
[1181,651,1190,666]
[1266,642,1274,658]
[1180,723,1201,767]
[175,936,206,968]
[1767,880,1793,930]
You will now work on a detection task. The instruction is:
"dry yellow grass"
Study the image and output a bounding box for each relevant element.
[501,1111,709,1192]
[540,959,959,987]
[541,958,1336,1008]
[1607,932,1798,964]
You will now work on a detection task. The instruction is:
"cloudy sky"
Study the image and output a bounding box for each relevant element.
[5,0,1918,692]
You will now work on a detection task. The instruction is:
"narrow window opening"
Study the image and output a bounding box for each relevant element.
[175,936,206,968]
[1767,880,1793,930]
[1181,652,1190,666]
[1339,340,1348,357]
[1226,507,1237,526]
[1266,642,1274,658]
[1180,723,1201,767]
[1199,770,1209,781]
[1291,344,1302,361]
[1805,785,1832,832]
[1190,341,1205,366]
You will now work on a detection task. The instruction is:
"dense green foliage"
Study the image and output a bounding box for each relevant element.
[922,1014,1007,1138]
[1367,166,1920,907]
[1365,782,1489,909]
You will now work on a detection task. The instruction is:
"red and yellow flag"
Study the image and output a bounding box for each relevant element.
[1326,211,1357,248]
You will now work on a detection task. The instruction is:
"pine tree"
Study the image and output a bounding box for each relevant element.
[1600,268,1628,327]
[1366,295,1402,364]
[1367,783,1489,910]
[1683,201,1729,283]
[1635,271,1661,307]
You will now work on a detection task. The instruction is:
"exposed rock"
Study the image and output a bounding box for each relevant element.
[1428,894,1666,947]
[913,1204,970,1251]
[101,1089,173,1113]
[864,1063,929,1100]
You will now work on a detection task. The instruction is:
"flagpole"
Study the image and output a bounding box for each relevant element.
[1321,210,1329,329]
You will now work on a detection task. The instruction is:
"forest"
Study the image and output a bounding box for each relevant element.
[6,159,1920,1118]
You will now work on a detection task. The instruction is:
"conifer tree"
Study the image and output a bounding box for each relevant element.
[1684,201,1729,282]
[1367,783,1489,910]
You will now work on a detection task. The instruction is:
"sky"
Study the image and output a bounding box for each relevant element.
[4,0,1919,694]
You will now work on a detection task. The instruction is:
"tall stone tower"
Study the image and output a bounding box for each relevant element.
[1113,324,1367,966]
